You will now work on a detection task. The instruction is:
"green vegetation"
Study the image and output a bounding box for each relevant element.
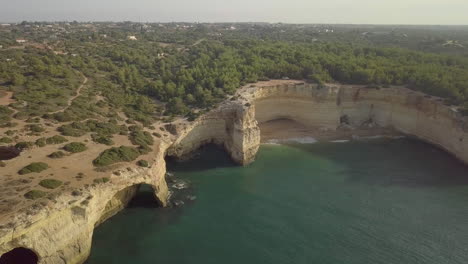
[93,146,141,167]
[35,137,47,147]
[2,22,468,153]
[39,179,63,189]
[48,151,65,159]
[18,162,49,175]
[0,161,5,167]
[91,134,114,145]
[27,124,45,133]
[0,137,12,144]
[137,159,149,167]
[46,135,68,144]
[93,177,110,184]
[24,190,48,200]
[63,142,87,153]
[15,141,34,150]
[129,130,154,147]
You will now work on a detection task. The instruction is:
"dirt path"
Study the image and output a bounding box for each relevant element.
[192,38,206,46]
[50,71,88,114]
[0,91,15,106]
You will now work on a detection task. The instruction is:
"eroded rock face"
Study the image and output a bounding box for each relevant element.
[0,142,169,264]
[1,81,468,264]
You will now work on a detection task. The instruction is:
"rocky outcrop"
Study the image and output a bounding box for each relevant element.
[168,80,468,166]
[1,80,468,264]
[0,142,169,264]
[166,100,260,165]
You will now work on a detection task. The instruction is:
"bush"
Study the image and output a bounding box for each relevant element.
[46,135,68,144]
[63,142,87,153]
[24,190,48,200]
[0,137,13,144]
[129,130,153,147]
[0,161,5,167]
[15,141,34,150]
[93,146,141,167]
[136,160,149,167]
[91,134,114,145]
[35,137,47,147]
[93,177,110,184]
[18,162,49,175]
[48,151,65,159]
[39,179,63,189]
[27,124,45,133]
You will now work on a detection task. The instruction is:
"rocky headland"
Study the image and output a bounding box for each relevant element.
[1,80,468,263]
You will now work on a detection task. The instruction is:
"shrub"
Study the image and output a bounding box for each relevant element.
[129,130,153,147]
[39,179,63,189]
[24,190,47,200]
[27,124,45,133]
[18,162,49,175]
[137,160,149,167]
[91,134,114,145]
[15,141,34,150]
[63,142,87,153]
[35,137,47,147]
[93,177,110,184]
[46,135,68,144]
[93,146,141,167]
[0,137,13,144]
[48,151,65,159]
[0,161,5,167]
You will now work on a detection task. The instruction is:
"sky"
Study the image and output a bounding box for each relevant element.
[0,0,467,25]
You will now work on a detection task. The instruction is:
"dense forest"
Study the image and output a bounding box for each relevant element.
[1,22,468,129]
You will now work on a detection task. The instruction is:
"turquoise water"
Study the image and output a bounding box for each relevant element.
[87,138,468,264]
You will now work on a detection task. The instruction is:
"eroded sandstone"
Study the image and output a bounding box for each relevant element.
[1,80,468,263]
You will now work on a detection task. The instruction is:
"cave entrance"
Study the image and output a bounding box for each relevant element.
[0,247,38,264]
[127,184,162,209]
[96,184,163,227]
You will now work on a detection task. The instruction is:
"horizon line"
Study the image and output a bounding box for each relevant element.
[1,20,468,27]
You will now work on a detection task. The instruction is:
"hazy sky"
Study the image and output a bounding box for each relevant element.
[1,0,467,25]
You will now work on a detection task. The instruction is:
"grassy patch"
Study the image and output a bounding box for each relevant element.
[91,134,114,145]
[15,141,34,150]
[35,137,47,147]
[93,177,110,184]
[136,159,149,167]
[24,190,48,200]
[0,137,13,144]
[39,179,63,189]
[93,146,141,167]
[48,151,65,159]
[63,142,87,153]
[46,135,68,144]
[129,130,154,147]
[18,162,49,175]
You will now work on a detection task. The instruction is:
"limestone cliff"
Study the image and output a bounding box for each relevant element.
[1,80,468,264]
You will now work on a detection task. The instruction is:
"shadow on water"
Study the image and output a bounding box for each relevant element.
[287,137,468,188]
[166,144,236,173]
[127,184,161,209]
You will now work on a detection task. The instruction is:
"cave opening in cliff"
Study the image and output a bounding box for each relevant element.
[166,144,235,172]
[127,184,162,209]
[0,247,38,264]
